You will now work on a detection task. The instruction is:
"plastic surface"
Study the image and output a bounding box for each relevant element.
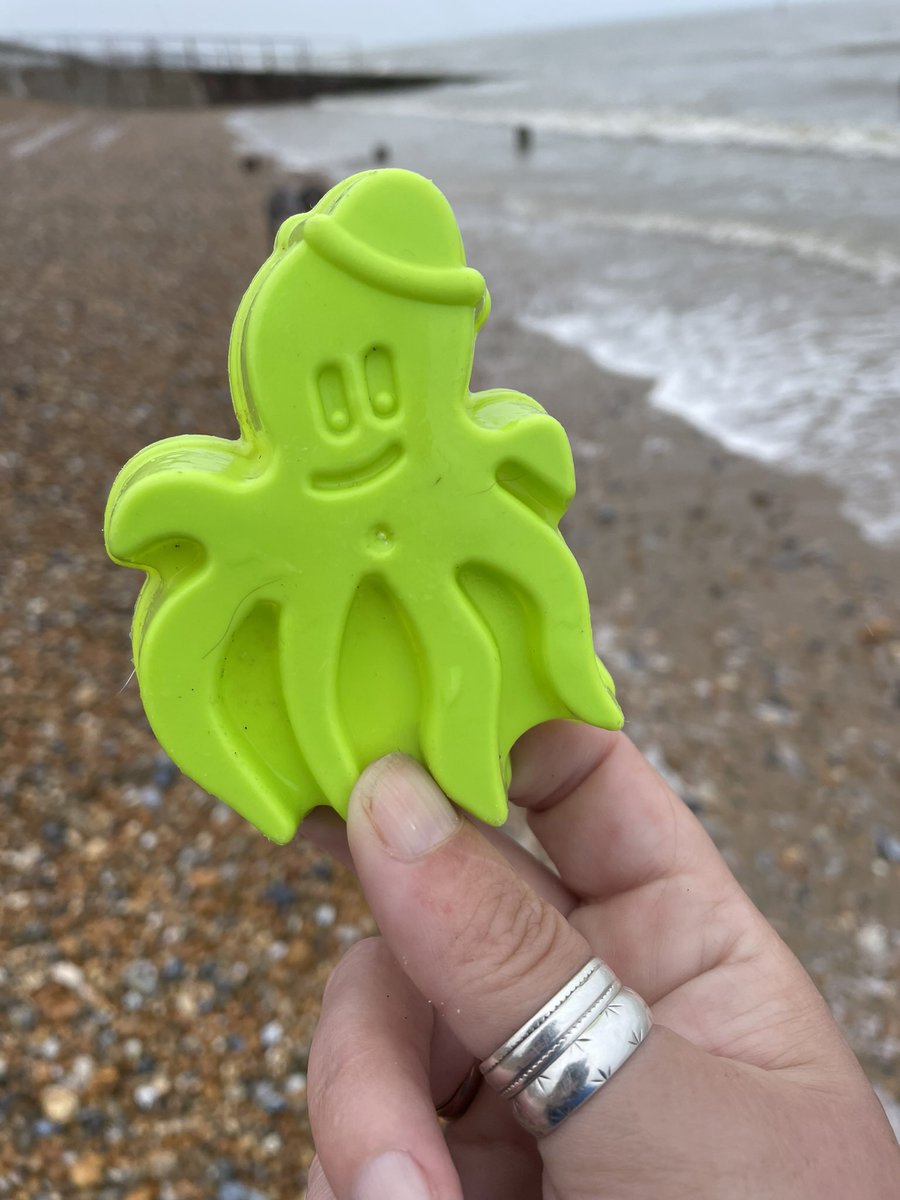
[104,169,623,843]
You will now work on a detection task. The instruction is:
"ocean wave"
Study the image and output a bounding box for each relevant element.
[522,300,900,547]
[324,96,900,162]
[506,200,900,285]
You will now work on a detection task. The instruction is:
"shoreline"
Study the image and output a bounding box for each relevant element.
[1,97,897,1191]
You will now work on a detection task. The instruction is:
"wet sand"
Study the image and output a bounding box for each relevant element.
[1,98,898,1195]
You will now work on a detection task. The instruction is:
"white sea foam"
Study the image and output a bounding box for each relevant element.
[523,294,900,545]
[89,123,124,153]
[506,200,900,287]
[8,116,84,160]
[0,119,31,141]
[322,97,900,162]
[227,109,323,172]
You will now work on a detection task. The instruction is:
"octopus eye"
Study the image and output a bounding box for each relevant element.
[317,363,353,434]
[365,345,398,419]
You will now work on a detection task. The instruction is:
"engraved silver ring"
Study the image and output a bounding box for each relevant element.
[479,958,652,1138]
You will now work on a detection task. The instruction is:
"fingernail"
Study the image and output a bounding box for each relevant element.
[353,1149,432,1200]
[358,755,461,860]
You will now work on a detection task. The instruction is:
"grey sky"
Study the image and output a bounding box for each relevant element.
[0,0,832,51]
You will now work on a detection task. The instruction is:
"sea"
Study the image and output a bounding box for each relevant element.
[229,0,900,545]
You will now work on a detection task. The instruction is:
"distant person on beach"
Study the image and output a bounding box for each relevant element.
[300,736,900,1199]
[266,174,332,242]
[515,124,534,154]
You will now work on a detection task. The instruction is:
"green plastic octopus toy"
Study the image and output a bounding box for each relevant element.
[104,168,622,843]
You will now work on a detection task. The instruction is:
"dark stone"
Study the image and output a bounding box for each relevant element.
[161,956,186,982]
[153,756,179,791]
[310,857,333,883]
[22,920,50,943]
[263,880,297,911]
[40,819,67,846]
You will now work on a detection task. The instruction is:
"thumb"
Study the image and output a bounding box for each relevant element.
[345,755,765,1197]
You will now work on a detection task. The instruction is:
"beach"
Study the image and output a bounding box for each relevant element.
[1,89,898,1198]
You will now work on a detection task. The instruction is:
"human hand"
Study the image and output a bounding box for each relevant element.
[301,725,899,1199]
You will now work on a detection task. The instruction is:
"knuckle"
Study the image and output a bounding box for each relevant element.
[455,867,564,993]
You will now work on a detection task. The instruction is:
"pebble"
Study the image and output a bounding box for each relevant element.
[858,617,895,645]
[259,1020,283,1049]
[68,1153,105,1188]
[313,902,337,928]
[856,923,889,966]
[253,1080,286,1115]
[133,1076,171,1111]
[777,844,808,875]
[753,699,797,727]
[875,832,900,864]
[123,1038,143,1061]
[122,959,160,995]
[153,755,179,790]
[218,1184,271,1200]
[38,1036,61,1059]
[161,956,185,982]
[766,741,807,781]
[138,784,163,809]
[10,1003,36,1031]
[263,881,297,911]
[336,924,364,945]
[40,1084,79,1123]
[310,858,334,882]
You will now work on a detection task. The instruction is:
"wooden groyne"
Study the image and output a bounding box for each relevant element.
[0,35,470,109]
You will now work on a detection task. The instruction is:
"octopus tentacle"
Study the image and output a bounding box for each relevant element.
[279,584,360,817]
[105,436,254,571]
[398,573,507,824]
[138,567,297,843]
[472,494,623,732]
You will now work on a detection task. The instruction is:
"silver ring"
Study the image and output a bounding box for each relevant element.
[480,959,652,1139]
[482,959,619,1096]
[435,1060,483,1121]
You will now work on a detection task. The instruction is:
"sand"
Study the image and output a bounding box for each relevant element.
[1,97,898,1196]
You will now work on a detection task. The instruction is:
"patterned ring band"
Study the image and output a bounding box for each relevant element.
[482,958,620,1096]
[511,985,652,1138]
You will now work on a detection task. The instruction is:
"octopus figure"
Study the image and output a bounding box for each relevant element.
[105,169,622,843]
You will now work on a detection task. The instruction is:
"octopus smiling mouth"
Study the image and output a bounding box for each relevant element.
[310,442,405,491]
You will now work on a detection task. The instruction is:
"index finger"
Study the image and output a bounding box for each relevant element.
[509,722,736,903]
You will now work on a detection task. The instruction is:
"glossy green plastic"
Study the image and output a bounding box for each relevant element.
[104,169,622,843]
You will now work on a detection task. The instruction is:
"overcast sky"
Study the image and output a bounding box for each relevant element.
[1,0,829,51]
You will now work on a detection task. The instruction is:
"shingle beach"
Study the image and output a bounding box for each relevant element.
[1,98,898,1196]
